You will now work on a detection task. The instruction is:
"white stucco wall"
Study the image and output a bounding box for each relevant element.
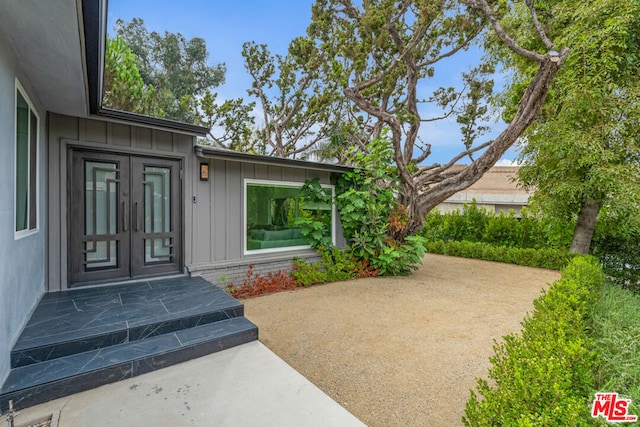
[0,32,47,385]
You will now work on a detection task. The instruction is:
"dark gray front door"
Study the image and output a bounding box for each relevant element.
[70,150,182,286]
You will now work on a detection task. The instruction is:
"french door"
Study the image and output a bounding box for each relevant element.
[69,150,182,286]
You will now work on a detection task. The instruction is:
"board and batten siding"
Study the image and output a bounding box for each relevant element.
[47,113,196,291]
[47,112,347,290]
[188,157,347,286]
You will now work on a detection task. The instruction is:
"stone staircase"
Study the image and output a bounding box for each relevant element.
[0,276,257,411]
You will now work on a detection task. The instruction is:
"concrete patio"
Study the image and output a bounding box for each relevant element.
[7,341,364,427]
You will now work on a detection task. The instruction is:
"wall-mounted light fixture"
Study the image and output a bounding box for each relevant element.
[200,163,209,181]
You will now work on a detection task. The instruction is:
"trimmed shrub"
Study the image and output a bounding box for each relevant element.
[425,240,578,270]
[463,257,604,426]
[421,203,573,250]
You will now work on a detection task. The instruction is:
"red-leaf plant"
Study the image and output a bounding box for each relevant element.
[225,264,298,299]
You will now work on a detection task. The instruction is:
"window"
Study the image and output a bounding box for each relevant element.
[244,180,334,253]
[15,82,38,235]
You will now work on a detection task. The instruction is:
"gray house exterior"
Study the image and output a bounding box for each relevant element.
[0,4,50,393]
[0,0,349,391]
[46,114,347,292]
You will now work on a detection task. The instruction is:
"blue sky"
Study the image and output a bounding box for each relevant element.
[107,0,516,165]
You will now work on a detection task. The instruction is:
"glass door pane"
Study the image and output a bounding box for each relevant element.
[143,166,173,264]
[84,161,118,269]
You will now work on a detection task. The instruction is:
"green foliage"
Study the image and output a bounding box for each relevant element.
[113,18,225,123]
[103,36,156,114]
[424,200,640,286]
[308,0,571,236]
[291,247,359,287]
[294,178,334,249]
[590,282,640,416]
[463,257,603,426]
[491,0,640,253]
[335,135,427,276]
[422,202,573,250]
[426,241,577,271]
[192,91,258,152]
[107,20,259,153]
[370,235,427,276]
[592,222,640,293]
[481,210,518,247]
[241,39,340,158]
[291,258,328,287]
[320,247,362,281]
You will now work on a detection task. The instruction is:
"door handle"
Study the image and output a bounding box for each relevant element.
[122,201,128,232]
[134,202,139,232]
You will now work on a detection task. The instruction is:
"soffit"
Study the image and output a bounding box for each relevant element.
[0,0,88,116]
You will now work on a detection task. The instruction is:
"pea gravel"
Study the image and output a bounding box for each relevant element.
[243,254,561,427]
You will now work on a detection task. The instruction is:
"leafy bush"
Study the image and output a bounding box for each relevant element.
[481,210,518,247]
[592,226,640,293]
[334,135,427,275]
[425,240,578,270]
[422,202,573,250]
[371,235,428,276]
[291,247,367,287]
[321,246,365,281]
[463,257,603,426]
[295,178,334,249]
[423,200,640,290]
[291,258,328,287]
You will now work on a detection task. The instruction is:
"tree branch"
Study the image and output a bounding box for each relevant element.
[416,28,481,68]
[525,0,554,50]
[353,23,428,93]
[414,55,566,213]
[416,140,493,187]
[413,143,432,164]
[473,0,546,62]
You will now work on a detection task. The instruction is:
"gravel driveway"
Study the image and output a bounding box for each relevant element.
[243,254,561,426]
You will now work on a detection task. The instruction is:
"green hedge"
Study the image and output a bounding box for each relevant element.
[463,256,604,426]
[426,240,578,270]
[421,202,573,250]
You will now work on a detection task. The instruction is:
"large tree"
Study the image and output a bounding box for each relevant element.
[103,36,156,115]
[112,18,225,123]
[241,38,342,158]
[308,0,569,238]
[496,0,640,253]
[106,18,256,148]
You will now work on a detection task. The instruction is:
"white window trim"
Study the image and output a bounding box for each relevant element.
[14,78,40,239]
[243,178,336,256]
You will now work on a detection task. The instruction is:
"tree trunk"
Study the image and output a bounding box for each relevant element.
[569,199,601,254]
[392,54,567,238]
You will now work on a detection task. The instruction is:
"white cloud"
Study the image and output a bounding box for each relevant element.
[495,158,520,166]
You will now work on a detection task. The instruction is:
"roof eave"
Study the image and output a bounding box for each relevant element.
[194,145,354,173]
[96,108,209,136]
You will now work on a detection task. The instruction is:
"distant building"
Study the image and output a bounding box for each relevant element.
[437,165,531,217]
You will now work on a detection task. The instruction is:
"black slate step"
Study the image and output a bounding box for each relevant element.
[0,317,258,411]
[11,276,244,368]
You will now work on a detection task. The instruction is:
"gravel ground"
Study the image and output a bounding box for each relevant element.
[243,254,561,427]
